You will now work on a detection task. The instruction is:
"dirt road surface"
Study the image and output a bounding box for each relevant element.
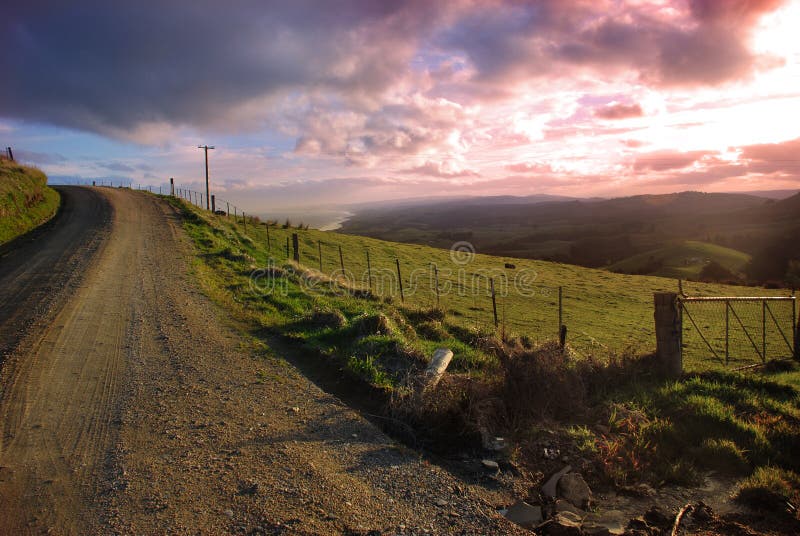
[0,188,520,535]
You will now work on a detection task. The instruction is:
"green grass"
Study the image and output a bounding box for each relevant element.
[175,199,790,369]
[169,195,800,506]
[735,466,800,510]
[608,240,751,279]
[0,160,60,245]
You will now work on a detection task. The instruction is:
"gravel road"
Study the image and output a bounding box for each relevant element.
[0,188,521,535]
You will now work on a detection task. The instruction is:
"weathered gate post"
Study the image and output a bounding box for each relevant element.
[654,292,682,377]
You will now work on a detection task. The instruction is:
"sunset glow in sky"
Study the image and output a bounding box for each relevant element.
[2,0,799,210]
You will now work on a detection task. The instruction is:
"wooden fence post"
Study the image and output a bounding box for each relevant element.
[170,177,174,196]
[266,225,271,252]
[211,194,216,213]
[292,233,299,262]
[793,295,798,361]
[490,278,498,328]
[366,249,372,290]
[396,259,404,303]
[654,292,682,377]
[433,264,440,308]
[338,245,345,272]
[242,212,247,232]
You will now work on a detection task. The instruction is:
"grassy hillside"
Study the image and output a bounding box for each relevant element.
[172,196,790,372]
[0,160,60,245]
[608,240,751,279]
[169,194,800,515]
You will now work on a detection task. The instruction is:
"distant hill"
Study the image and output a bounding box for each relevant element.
[341,190,799,284]
[768,191,800,218]
[608,240,751,280]
[346,193,578,211]
[724,189,799,200]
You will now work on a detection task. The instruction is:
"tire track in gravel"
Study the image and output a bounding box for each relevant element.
[0,187,145,534]
[0,188,522,534]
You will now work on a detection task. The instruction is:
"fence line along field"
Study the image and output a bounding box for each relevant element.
[159,186,793,371]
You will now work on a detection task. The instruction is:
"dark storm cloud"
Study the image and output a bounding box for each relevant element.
[0,1,440,138]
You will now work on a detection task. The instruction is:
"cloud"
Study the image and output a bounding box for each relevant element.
[632,150,714,172]
[402,160,480,178]
[14,149,67,165]
[288,93,474,166]
[98,161,136,173]
[739,136,800,163]
[594,103,644,120]
[440,0,786,89]
[630,136,800,189]
[505,162,553,174]
[0,1,445,142]
[1,1,786,147]
[1,0,796,201]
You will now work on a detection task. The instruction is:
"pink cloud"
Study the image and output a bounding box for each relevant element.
[505,162,553,174]
[740,137,800,163]
[594,103,644,120]
[632,150,714,172]
[403,160,480,178]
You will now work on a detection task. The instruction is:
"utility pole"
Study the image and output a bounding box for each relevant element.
[197,145,215,210]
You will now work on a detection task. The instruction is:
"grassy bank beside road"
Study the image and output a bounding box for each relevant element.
[0,160,60,245]
[170,195,800,524]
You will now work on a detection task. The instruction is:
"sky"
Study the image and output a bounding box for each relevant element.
[2,0,800,212]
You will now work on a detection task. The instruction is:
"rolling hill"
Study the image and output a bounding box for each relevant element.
[340,190,800,282]
[608,240,751,279]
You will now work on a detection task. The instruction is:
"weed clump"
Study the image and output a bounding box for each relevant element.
[217,247,248,262]
[309,309,347,329]
[353,313,394,336]
[692,438,750,474]
[416,321,449,341]
[735,466,800,512]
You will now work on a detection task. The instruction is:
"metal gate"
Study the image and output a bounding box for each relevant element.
[679,295,797,368]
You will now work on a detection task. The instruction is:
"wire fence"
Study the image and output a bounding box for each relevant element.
[123,185,799,363]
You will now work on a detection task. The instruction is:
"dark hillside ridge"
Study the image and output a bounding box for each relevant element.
[342,191,799,283]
